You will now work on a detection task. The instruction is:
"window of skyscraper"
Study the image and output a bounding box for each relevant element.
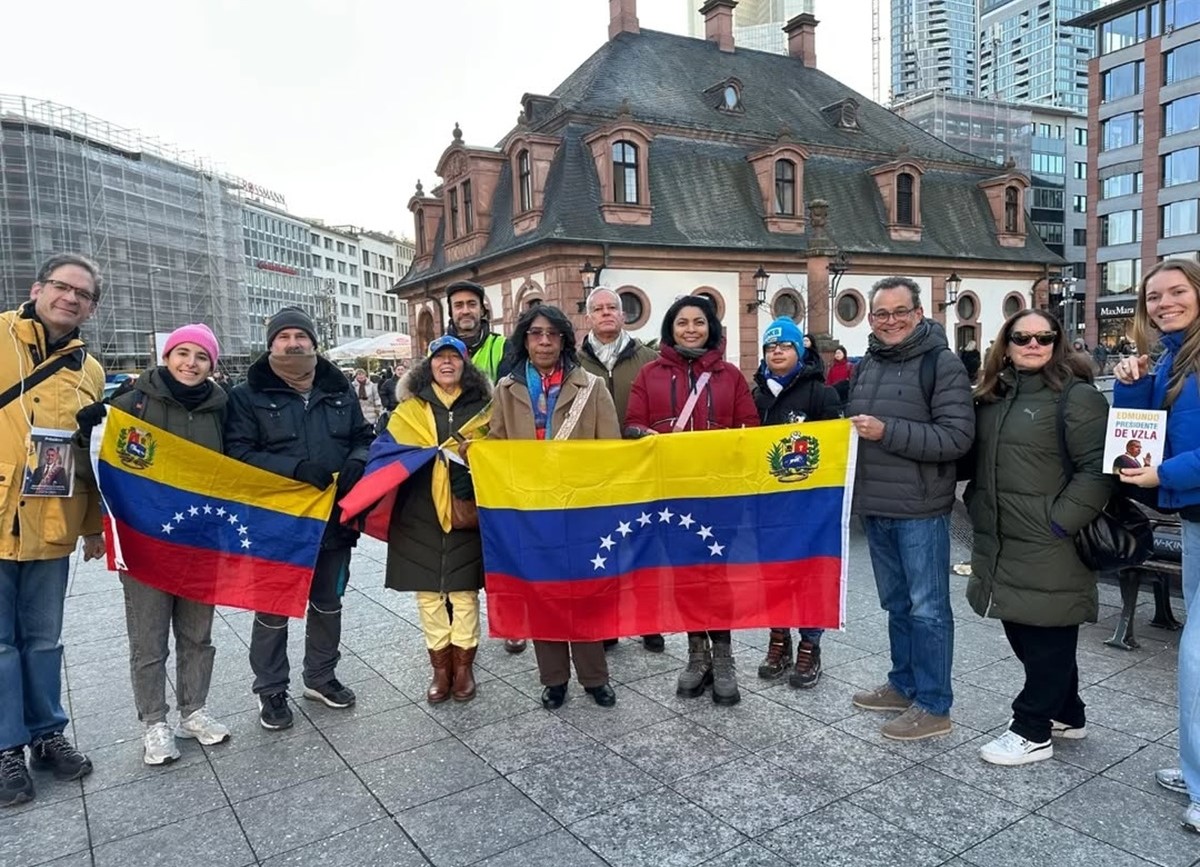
[1100,112,1143,151]
[1102,172,1144,199]
[1101,210,1142,245]
[1102,61,1144,101]
[1162,199,1199,237]
[1101,11,1148,53]
[1167,41,1200,83]
[1100,259,1141,294]
[1168,0,1200,30]
[1165,94,1200,136]
[1164,147,1200,186]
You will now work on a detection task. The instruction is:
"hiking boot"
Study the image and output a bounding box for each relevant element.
[0,748,33,807]
[788,640,822,689]
[1157,768,1190,795]
[979,729,1052,766]
[258,692,294,731]
[676,635,713,698]
[880,706,952,741]
[303,678,356,709]
[642,634,665,652]
[176,708,231,746]
[1050,720,1087,740]
[851,682,912,712]
[142,722,181,766]
[29,733,92,781]
[757,629,792,680]
[711,641,741,707]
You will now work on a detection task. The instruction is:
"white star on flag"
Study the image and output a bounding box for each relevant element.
[591,553,607,570]
[616,521,632,537]
[697,526,713,540]
[599,535,615,551]
[238,525,248,536]
[708,541,725,557]
[188,506,199,517]
[173,512,184,523]
[203,505,212,514]
[658,508,674,523]
[637,512,652,526]
[161,523,173,535]
[216,507,226,516]
[240,538,251,549]
[678,514,695,529]
[227,514,238,525]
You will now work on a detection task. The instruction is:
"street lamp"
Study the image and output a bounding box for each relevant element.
[745,266,771,312]
[826,251,850,338]
[578,260,603,313]
[937,272,962,311]
[147,267,165,365]
[1048,273,1085,339]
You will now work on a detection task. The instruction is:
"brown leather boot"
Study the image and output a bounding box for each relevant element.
[451,645,478,702]
[427,646,453,704]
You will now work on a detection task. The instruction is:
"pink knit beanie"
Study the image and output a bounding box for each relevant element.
[163,324,220,366]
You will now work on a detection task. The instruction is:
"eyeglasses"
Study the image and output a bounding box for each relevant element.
[868,307,915,322]
[526,328,562,341]
[764,341,796,352]
[1009,331,1057,347]
[41,278,97,305]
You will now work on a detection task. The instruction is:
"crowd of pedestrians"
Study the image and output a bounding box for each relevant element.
[0,259,1197,837]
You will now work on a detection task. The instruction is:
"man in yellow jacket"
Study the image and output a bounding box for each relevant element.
[0,254,106,807]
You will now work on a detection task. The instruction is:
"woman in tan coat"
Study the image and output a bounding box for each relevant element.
[489,304,621,710]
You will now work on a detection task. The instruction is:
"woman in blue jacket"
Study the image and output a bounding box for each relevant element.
[1113,257,1200,833]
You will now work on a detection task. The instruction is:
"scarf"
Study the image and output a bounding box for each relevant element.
[432,383,461,408]
[759,361,802,397]
[158,367,214,410]
[586,330,631,373]
[674,345,708,360]
[525,361,564,440]
[268,351,318,393]
[357,379,368,399]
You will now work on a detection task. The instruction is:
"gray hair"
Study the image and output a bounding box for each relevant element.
[36,254,103,301]
[585,285,621,312]
[869,276,921,309]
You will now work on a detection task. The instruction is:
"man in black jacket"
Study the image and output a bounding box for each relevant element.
[224,307,375,731]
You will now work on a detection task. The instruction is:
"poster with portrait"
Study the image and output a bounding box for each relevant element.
[1103,408,1167,476]
[23,428,75,497]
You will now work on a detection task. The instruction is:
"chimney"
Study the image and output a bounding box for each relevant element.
[700,0,737,53]
[609,0,639,40]
[783,13,819,68]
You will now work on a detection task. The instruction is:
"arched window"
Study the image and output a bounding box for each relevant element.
[1004,185,1020,232]
[448,189,460,239]
[415,208,425,255]
[462,181,474,234]
[896,172,915,225]
[613,140,639,204]
[774,159,796,216]
[517,150,532,212]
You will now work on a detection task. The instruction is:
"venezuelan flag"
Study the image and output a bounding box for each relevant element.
[94,407,336,618]
[470,420,857,641]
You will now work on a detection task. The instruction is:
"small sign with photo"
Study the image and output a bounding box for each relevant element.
[23,427,76,497]
[1102,408,1167,476]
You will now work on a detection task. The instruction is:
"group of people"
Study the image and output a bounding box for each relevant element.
[1,259,1198,837]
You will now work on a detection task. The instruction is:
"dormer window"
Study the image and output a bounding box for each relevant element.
[613,141,640,205]
[978,170,1030,247]
[517,150,532,213]
[897,172,915,225]
[585,120,654,225]
[869,157,925,241]
[748,142,809,234]
[774,160,796,216]
[822,98,861,131]
[723,84,740,111]
[705,78,744,114]
[1004,186,1019,232]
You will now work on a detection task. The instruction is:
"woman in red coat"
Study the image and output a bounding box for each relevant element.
[625,295,758,706]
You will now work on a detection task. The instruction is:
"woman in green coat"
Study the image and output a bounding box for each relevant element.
[963,309,1111,768]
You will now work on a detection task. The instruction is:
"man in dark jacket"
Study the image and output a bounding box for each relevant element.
[577,286,664,654]
[224,307,375,731]
[845,277,974,741]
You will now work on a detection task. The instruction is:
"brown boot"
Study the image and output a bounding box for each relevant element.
[451,645,478,702]
[426,646,453,704]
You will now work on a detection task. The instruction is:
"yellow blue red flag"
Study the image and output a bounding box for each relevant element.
[470,420,857,641]
[93,407,336,618]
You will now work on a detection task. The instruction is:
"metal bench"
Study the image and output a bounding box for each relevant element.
[1100,511,1184,650]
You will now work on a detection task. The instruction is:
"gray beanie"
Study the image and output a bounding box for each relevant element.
[266,306,318,347]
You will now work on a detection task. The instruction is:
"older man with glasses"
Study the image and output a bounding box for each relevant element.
[844,276,974,742]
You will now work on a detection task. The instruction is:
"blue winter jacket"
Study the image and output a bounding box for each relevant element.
[1112,330,1200,511]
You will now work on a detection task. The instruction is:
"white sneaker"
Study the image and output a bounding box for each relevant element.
[1050,720,1087,740]
[979,729,1053,766]
[176,708,231,746]
[1184,802,1200,833]
[1157,768,1190,795]
[143,721,181,766]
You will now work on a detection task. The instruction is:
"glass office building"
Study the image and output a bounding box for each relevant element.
[891,0,978,100]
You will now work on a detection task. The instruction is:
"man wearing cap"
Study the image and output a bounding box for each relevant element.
[224,307,375,731]
[577,286,664,654]
[445,281,507,383]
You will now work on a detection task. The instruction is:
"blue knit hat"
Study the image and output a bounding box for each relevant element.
[428,334,468,359]
[761,317,804,352]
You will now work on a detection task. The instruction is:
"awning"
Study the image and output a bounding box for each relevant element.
[1096,295,1137,320]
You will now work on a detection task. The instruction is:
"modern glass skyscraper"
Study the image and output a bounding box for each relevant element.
[687,0,814,54]
[891,0,978,101]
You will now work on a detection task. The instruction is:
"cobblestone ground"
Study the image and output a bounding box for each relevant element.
[1,520,1193,867]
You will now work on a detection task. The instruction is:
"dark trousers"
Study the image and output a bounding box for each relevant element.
[1002,620,1086,743]
[533,641,608,688]
[250,547,351,695]
[687,630,731,644]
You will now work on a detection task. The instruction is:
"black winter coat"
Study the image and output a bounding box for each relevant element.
[224,355,375,549]
[752,359,842,425]
[384,364,491,594]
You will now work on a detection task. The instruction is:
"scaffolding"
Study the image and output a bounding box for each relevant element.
[0,95,252,371]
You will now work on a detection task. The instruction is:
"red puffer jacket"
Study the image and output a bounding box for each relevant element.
[625,341,759,435]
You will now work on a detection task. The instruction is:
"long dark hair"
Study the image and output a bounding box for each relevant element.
[505,304,578,369]
[1134,258,1200,407]
[974,308,1094,403]
[659,294,722,350]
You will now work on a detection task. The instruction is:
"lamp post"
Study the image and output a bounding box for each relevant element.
[1048,273,1085,340]
[578,260,602,313]
[745,266,771,312]
[937,271,962,311]
[147,267,165,365]
[826,251,850,339]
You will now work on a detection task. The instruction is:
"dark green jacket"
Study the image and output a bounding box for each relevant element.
[578,335,658,428]
[964,370,1112,627]
[112,368,227,452]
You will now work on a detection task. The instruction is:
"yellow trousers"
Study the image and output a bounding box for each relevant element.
[415,591,480,650]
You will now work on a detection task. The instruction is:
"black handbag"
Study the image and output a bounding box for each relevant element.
[1056,382,1154,572]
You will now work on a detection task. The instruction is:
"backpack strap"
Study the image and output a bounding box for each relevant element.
[0,351,82,414]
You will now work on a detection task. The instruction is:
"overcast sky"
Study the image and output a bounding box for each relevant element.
[1,0,878,237]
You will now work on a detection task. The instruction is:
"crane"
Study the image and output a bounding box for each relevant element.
[872,0,882,104]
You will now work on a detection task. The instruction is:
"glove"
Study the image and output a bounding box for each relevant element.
[335,459,366,497]
[75,402,107,441]
[293,460,333,490]
[450,465,475,500]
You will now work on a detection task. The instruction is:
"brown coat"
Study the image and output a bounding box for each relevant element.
[490,364,620,441]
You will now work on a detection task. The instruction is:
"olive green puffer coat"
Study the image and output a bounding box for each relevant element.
[964,370,1112,627]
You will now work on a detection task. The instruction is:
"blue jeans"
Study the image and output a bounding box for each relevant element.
[1179,520,1200,803]
[0,557,70,751]
[863,515,954,716]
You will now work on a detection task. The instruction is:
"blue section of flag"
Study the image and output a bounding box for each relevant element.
[478,486,843,582]
[99,463,324,568]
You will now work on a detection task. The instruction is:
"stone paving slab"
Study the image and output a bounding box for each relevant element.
[3,528,1198,867]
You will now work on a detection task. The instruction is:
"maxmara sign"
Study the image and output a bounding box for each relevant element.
[1097,296,1136,320]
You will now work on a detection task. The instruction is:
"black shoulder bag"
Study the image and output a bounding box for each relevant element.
[0,352,82,414]
[1056,382,1153,572]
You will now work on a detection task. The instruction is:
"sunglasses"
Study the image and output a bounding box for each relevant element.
[1009,331,1057,347]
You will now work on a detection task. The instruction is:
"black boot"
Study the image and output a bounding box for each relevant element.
[788,640,822,689]
[757,629,793,680]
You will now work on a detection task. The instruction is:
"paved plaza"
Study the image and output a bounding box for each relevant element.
[1,523,1195,867]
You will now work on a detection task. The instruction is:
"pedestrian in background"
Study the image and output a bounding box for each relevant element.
[825,344,854,405]
[964,309,1108,766]
[353,368,383,428]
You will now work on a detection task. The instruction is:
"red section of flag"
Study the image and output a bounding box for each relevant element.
[483,557,842,641]
[338,437,437,542]
[106,516,314,618]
